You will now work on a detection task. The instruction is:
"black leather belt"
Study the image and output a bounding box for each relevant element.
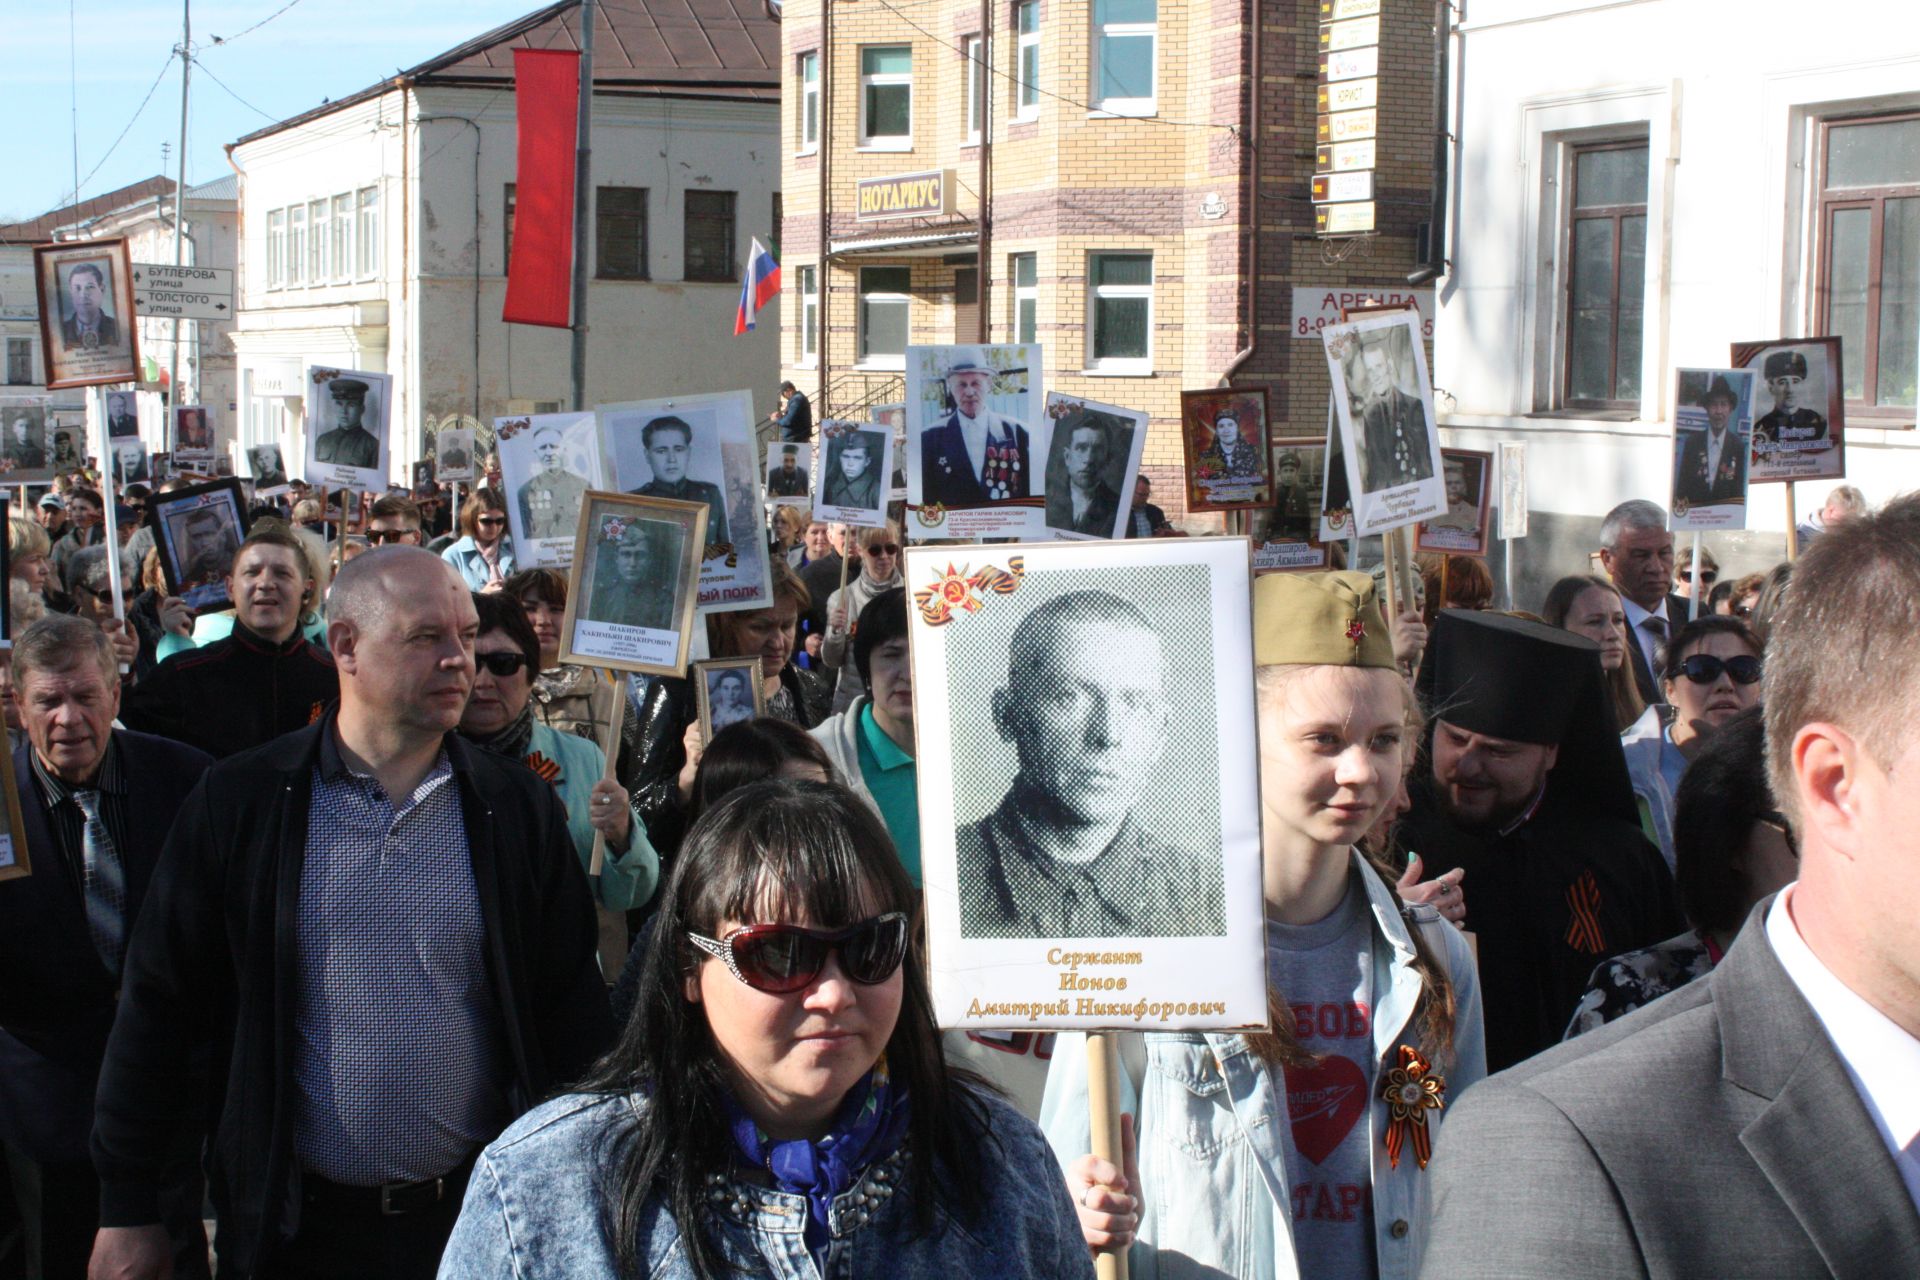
[303,1151,476,1217]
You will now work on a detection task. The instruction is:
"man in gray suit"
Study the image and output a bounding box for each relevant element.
[1422,495,1920,1278]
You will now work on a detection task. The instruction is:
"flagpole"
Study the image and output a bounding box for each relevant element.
[568,0,595,411]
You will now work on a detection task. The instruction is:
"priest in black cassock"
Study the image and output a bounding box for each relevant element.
[1397,610,1682,1072]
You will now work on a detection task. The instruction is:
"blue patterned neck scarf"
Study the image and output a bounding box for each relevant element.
[722,1059,912,1269]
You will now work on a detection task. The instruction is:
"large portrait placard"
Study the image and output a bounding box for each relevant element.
[904,343,1047,542]
[1416,448,1494,556]
[1254,436,1333,572]
[497,410,603,569]
[0,400,55,486]
[907,537,1267,1032]
[1180,388,1273,513]
[246,441,290,495]
[872,402,909,504]
[1322,310,1446,535]
[174,406,215,463]
[148,478,249,615]
[765,441,813,501]
[1043,393,1147,541]
[1732,336,1846,485]
[813,422,894,528]
[1670,368,1757,532]
[558,491,707,676]
[601,389,772,614]
[303,366,392,492]
[34,238,140,390]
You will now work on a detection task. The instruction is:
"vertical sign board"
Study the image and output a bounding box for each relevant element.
[1314,0,1381,238]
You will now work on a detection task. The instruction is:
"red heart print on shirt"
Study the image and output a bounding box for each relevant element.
[1284,1056,1367,1165]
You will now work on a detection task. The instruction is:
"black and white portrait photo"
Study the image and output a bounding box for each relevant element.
[436,427,477,483]
[303,366,392,491]
[1670,368,1756,532]
[694,657,765,737]
[112,440,150,485]
[765,442,812,499]
[1253,438,1332,572]
[1733,336,1846,485]
[247,442,289,494]
[412,459,437,498]
[51,425,86,475]
[1322,310,1447,536]
[34,239,139,389]
[151,479,248,614]
[813,424,893,527]
[603,389,770,614]
[174,405,214,460]
[497,410,603,569]
[907,537,1267,1030]
[0,403,53,485]
[560,493,707,676]
[1318,395,1354,543]
[1416,449,1493,556]
[904,343,1046,541]
[1042,395,1146,542]
[106,390,140,440]
[1180,389,1272,514]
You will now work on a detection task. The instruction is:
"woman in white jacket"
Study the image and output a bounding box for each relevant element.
[822,522,904,713]
[1041,571,1486,1280]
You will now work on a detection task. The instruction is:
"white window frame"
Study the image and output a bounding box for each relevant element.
[307,199,327,285]
[964,36,990,145]
[356,187,380,278]
[1092,0,1157,118]
[859,45,914,152]
[1011,252,1038,344]
[1085,251,1153,374]
[798,264,819,366]
[857,265,912,369]
[798,52,820,154]
[266,208,286,290]
[1015,1,1041,121]
[331,193,354,282]
[287,204,307,287]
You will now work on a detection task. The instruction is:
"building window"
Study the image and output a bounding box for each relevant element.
[683,190,736,283]
[1093,0,1155,116]
[503,184,517,271]
[858,265,912,366]
[965,36,989,144]
[798,52,820,152]
[266,209,286,289]
[5,338,32,385]
[308,199,327,285]
[860,46,913,150]
[1087,252,1151,371]
[598,185,649,280]
[1817,113,1920,411]
[1562,142,1648,409]
[1015,1,1040,120]
[798,265,818,364]
[287,204,307,287]
[1011,252,1038,343]
[356,187,379,278]
[331,193,354,281]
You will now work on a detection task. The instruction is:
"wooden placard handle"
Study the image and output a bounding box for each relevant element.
[586,671,626,878]
[1087,1031,1130,1280]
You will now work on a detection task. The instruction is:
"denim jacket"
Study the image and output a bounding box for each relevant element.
[1038,851,1487,1280]
[438,1086,1094,1280]
[1619,704,1678,874]
[441,535,518,591]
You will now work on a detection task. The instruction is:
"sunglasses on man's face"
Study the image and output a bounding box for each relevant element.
[85,584,139,606]
[1680,570,1717,585]
[689,912,909,994]
[365,527,416,545]
[474,651,530,678]
[1674,653,1762,685]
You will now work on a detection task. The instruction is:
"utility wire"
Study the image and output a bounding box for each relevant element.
[208,0,309,47]
[191,55,276,119]
[59,50,177,209]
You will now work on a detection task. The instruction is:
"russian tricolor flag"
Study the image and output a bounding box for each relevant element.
[734,237,781,335]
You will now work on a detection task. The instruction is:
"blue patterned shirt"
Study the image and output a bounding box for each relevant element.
[293,729,508,1185]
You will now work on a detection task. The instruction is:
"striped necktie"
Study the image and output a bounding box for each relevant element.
[72,789,127,976]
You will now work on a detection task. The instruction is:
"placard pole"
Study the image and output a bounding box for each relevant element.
[1784,481,1799,562]
[92,386,130,673]
[586,676,625,878]
[587,673,629,979]
[1688,532,1703,621]
[1438,553,1450,613]
[1086,1032,1130,1280]
[1502,535,1516,610]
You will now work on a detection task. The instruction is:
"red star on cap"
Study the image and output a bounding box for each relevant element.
[1346,618,1366,644]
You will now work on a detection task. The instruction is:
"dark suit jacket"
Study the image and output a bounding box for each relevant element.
[919,413,1031,508]
[62,313,122,349]
[1626,592,1691,706]
[1674,427,1747,508]
[1358,389,1434,492]
[0,732,212,1163]
[1422,899,1920,1278]
[1047,480,1120,536]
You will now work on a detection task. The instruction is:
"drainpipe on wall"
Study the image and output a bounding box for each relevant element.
[819,0,833,412]
[1406,0,1451,287]
[1218,0,1262,385]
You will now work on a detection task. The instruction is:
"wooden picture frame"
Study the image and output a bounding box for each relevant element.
[0,728,31,883]
[1415,448,1495,556]
[147,477,250,615]
[1731,335,1847,485]
[693,656,766,738]
[0,494,11,646]
[558,490,708,677]
[33,238,141,390]
[1179,387,1273,514]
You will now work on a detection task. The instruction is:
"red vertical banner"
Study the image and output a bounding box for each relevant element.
[503,49,581,328]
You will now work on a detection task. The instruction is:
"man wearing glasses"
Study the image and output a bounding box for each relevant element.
[365,495,426,548]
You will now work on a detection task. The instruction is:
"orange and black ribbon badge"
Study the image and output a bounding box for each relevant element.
[913,556,1026,627]
[307,701,325,725]
[703,542,740,568]
[1379,1044,1447,1170]
[522,751,561,784]
[1564,869,1608,955]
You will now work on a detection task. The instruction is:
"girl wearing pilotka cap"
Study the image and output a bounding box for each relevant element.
[1040,570,1486,1279]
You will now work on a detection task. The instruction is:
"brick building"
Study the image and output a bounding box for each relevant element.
[778,0,1439,520]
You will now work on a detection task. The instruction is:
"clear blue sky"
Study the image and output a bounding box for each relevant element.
[3,0,545,222]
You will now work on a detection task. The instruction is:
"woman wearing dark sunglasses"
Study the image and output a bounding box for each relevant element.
[439,780,1092,1279]
[822,522,905,715]
[441,486,517,591]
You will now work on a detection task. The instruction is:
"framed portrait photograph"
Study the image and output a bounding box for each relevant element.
[1498,440,1529,541]
[906,536,1267,1032]
[558,491,708,676]
[410,458,436,499]
[50,421,87,476]
[813,422,894,528]
[765,441,812,500]
[111,439,150,486]
[105,389,141,440]
[212,454,234,478]
[872,401,909,504]
[1180,388,1273,513]
[149,478,249,615]
[303,365,392,492]
[0,735,31,884]
[497,410,604,570]
[0,400,55,486]
[1731,336,1846,485]
[33,238,139,390]
[1416,448,1494,556]
[1042,393,1147,541]
[693,656,766,737]
[904,343,1047,542]
[1322,309,1446,535]
[0,495,10,645]
[436,427,477,483]
[1253,436,1333,572]
[246,441,290,495]
[174,405,215,461]
[1318,394,1354,543]
[1670,368,1757,531]
[601,389,771,614]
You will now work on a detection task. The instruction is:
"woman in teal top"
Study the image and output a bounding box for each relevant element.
[459,591,659,912]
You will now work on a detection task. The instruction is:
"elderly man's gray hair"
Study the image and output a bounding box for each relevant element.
[65,544,139,597]
[1599,499,1669,550]
[13,614,116,688]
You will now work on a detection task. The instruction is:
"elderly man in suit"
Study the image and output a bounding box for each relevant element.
[0,617,213,1277]
[1422,494,1920,1278]
[1344,333,1434,492]
[1673,375,1748,510]
[919,348,1030,508]
[1597,499,1688,706]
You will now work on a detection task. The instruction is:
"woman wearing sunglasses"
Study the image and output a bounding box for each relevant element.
[441,486,517,591]
[439,780,1093,1279]
[821,522,904,715]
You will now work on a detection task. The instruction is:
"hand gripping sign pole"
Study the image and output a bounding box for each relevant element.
[1087,1031,1130,1280]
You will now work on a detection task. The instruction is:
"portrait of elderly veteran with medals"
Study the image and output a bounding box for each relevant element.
[1396,611,1683,1070]
[955,589,1223,939]
[313,378,380,470]
[516,424,590,541]
[920,348,1031,508]
[1344,332,1435,492]
[1675,375,1748,508]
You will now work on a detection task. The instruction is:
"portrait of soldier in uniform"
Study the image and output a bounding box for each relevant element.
[919,348,1031,508]
[58,261,123,353]
[955,589,1225,939]
[248,444,288,490]
[627,415,730,546]
[766,445,810,498]
[438,432,472,475]
[3,409,47,472]
[822,431,883,512]
[1265,448,1317,543]
[312,378,380,470]
[51,426,85,473]
[1342,330,1436,493]
[1753,349,1830,451]
[1429,455,1483,532]
[515,423,591,540]
[1045,418,1123,538]
[584,518,679,632]
[173,507,239,591]
[106,391,139,439]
